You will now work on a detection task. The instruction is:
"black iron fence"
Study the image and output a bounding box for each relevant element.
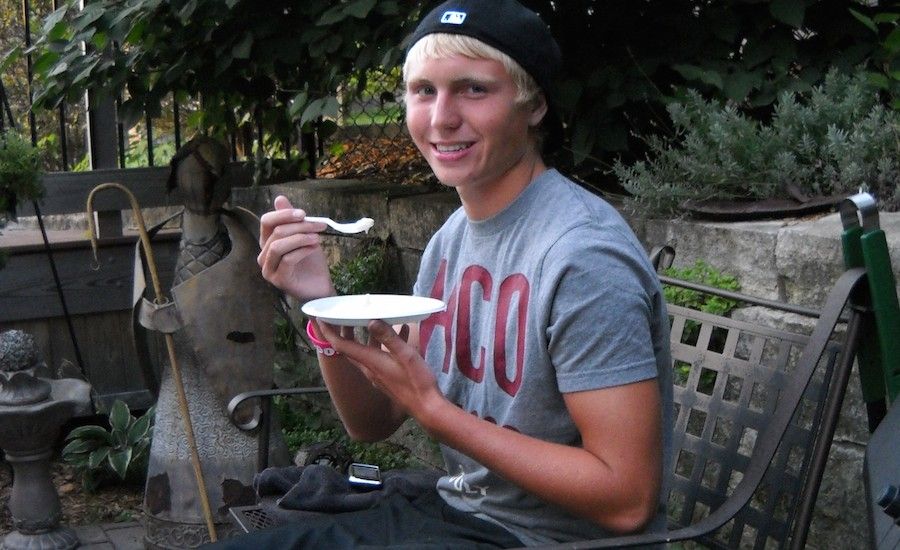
[2,0,412,179]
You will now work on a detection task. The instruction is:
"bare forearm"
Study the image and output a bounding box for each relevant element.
[318,354,406,441]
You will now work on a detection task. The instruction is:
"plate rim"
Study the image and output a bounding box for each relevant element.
[300,294,446,325]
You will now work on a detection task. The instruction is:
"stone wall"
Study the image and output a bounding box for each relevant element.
[233,180,900,549]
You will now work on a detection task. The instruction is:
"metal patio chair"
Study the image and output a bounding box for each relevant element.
[227,247,870,550]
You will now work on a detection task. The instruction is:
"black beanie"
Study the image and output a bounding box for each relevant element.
[405,0,562,101]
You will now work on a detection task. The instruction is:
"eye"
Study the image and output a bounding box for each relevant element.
[467,83,488,95]
[410,84,436,96]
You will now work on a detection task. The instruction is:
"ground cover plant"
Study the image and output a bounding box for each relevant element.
[62,400,155,492]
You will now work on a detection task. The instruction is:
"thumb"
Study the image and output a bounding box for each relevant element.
[273,195,293,210]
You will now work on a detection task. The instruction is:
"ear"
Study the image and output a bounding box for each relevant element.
[528,94,549,127]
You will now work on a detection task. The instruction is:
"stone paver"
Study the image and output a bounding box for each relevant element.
[73,524,109,544]
[103,522,145,550]
[73,522,144,550]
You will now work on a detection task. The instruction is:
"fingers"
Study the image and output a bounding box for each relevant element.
[257,231,320,279]
[260,195,293,247]
[318,321,390,365]
[257,195,331,276]
[258,195,327,249]
[273,195,293,211]
[367,321,418,364]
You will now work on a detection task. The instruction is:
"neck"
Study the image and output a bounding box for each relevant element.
[459,153,547,221]
[181,211,220,244]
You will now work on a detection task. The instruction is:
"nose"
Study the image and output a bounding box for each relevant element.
[431,91,462,130]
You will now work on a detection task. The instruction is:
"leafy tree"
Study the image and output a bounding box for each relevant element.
[11,0,889,182]
[521,0,878,170]
[2,0,89,171]
[23,0,417,167]
[851,2,900,107]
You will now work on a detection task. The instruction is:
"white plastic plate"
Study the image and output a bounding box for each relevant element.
[301,294,446,327]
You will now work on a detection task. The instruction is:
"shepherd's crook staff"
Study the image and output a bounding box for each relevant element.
[86,182,218,542]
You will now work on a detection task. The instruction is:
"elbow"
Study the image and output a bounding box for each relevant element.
[342,420,397,443]
[343,426,387,443]
[609,506,656,535]
[601,502,658,535]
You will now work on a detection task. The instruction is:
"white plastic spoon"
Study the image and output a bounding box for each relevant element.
[305,216,375,234]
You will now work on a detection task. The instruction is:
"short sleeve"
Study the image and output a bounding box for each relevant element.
[540,229,660,393]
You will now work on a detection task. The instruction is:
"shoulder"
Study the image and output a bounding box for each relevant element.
[534,174,658,293]
[536,172,646,260]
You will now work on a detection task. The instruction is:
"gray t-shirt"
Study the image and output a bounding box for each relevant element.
[413,169,673,546]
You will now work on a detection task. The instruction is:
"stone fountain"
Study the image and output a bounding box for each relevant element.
[0,330,92,550]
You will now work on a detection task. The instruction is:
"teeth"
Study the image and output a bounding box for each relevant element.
[435,143,469,153]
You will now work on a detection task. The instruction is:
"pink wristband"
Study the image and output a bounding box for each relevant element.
[306,320,339,357]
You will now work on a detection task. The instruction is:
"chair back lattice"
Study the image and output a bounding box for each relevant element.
[666,303,841,549]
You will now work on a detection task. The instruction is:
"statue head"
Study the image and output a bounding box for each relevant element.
[167,137,231,215]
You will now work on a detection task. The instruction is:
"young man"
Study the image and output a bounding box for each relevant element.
[239,1,673,547]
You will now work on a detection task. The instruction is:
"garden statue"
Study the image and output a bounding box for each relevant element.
[138,137,288,548]
[0,329,91,550]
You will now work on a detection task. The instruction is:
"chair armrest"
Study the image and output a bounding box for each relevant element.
[227,386,329,472]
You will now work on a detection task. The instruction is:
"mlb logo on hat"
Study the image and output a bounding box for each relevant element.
[440,10,466,24]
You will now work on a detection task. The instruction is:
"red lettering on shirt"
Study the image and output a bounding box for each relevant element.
[494,273,528,396]
[420,259,457,374]
[420,258,529,397]
[456,265,492,383]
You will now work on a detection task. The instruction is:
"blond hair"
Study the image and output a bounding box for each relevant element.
[403,33,542,106]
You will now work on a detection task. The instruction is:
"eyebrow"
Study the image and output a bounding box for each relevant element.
[406,75,500,87]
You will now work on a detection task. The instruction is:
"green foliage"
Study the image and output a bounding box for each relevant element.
[0,130,44,216]
[663,261,741,316]
[275,396,411,471]
[19,0,880,175]
[123,138,177,169]
[615,70,900,213]
[329,240,389,296]
[527,0,877,166]
[26,0,417,153]
[850,3,900,108]
[274,315,297,354]
[62,401,155,492]
[663,260,740,390]
[0,130,44,269]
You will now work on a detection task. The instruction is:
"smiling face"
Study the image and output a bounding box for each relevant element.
[404,51,548,219]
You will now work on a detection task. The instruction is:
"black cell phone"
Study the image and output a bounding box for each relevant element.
[347,462,382,489]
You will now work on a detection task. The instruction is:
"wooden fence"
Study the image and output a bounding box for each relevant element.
[0,167,179,412]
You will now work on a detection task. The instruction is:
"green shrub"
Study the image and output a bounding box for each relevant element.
[62,401,155,492]
[0,131,45,269]
[663,260,741,316]
[615,69,900,214]
[329,240,389,296]
[275,397,411,471]
[0,131,43,219]
[663,260,741,390]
